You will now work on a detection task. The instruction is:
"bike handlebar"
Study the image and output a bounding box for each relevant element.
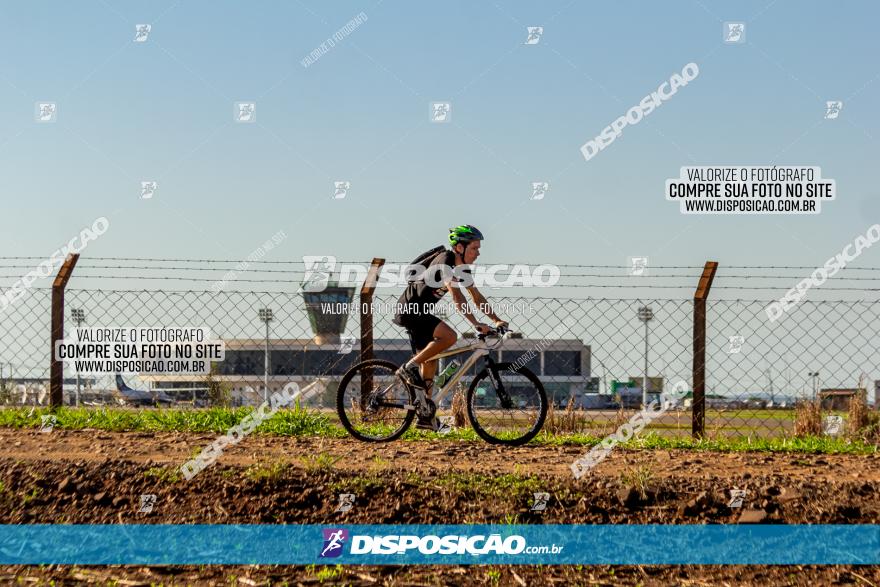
[477,325,510,341]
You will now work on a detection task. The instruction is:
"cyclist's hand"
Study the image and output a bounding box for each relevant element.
[474,323,492,335]
[493,320,509,331]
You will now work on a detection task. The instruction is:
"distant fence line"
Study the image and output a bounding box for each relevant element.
[0,255,878,440]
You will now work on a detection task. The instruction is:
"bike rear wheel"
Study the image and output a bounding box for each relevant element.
[336,359,415,442]
[466,362,547,446]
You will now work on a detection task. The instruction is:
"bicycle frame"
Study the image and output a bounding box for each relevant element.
[422,333,508,407]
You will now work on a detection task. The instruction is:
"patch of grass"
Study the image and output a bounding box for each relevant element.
[402,424,481,442]
[451,385,468,427]
[540,429,877,454]
[501,513,520,525]
[620,465,654,500]
[545,399,589,434]
[298,452,342,472]
[1,405,876,456]
[436,471,541,498]
[244,459,289,482]
[0,405,345,437]
[144,466,181,484]
[329,473,383,494]
[21,487,40,506]
[795,400,823,437]
[315,564,344,582]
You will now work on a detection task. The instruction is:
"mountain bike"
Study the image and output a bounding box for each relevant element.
[336,326,548,446]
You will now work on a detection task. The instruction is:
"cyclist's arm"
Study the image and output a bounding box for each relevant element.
[465,285,504,325]
[448,284,482,327]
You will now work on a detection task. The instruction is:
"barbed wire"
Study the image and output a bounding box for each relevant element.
[3,256,880,272]
[3,268,880,283]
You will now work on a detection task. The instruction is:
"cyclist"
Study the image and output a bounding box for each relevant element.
[393,225,509,431]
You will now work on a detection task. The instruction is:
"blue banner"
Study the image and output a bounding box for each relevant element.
[0,524,876,565]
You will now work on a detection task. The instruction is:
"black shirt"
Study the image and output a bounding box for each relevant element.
[394,250,472,322]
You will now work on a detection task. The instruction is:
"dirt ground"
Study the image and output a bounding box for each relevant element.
[0,428,878,586]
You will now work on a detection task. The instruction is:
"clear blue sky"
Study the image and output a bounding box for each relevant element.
[1,0,877,276]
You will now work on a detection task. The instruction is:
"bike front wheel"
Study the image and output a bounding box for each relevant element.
[336,359,416,442]
[466,362,547,446]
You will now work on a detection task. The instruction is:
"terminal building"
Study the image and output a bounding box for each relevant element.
[150,335,593,408]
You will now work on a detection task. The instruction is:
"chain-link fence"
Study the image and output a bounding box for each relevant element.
[1,258,878,440]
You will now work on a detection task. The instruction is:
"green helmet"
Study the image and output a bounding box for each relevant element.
[448,225,484,246]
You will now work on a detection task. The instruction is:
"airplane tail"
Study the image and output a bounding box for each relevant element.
[115,374,135,392]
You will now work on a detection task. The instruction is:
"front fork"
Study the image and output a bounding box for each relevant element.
[486,358,514,409]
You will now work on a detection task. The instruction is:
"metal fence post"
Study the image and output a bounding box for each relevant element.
[692,261,717,439]
[360,258,385,396]
[50,254,79,408]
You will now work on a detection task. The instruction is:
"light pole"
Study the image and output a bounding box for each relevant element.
[593,356,610,395]
[637,306,654,408]
[808,371,819,401]
[70,308,86,407]
[258,308,274,404]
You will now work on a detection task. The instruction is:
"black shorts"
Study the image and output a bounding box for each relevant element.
[393,312,442,353]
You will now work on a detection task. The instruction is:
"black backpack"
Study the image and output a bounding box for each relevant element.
[405,245,447,282]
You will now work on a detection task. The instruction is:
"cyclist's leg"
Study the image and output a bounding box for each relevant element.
[414,321,456,385]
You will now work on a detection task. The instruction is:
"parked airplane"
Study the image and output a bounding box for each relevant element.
[115,374,175,407]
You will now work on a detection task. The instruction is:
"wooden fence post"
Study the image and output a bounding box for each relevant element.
[50,254,79,408]
[692,261,718,439]
[360,258,385,396]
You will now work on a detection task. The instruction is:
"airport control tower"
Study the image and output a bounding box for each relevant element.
[300,276,356,345]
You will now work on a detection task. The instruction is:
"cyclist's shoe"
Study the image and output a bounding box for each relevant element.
[396,363,426,389]
[415,415,452,434]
